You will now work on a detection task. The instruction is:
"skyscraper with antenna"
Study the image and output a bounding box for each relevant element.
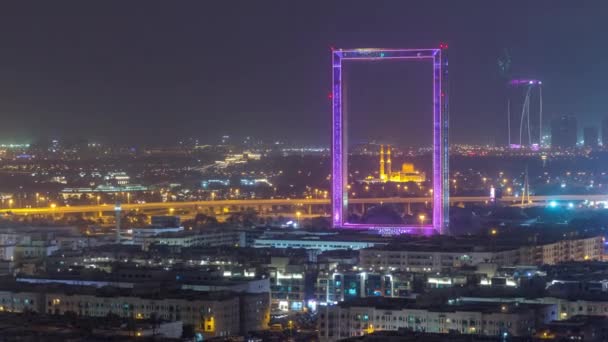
[499,50,544,149]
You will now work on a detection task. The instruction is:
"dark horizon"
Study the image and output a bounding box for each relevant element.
[0,1,607,145]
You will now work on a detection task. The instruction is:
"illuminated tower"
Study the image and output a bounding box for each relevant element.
[379,145,385,180]
[507,79,543,148]
[386,145,392,180]
[330,45,449,234]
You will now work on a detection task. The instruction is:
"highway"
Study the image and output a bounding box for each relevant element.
[1,194,606,215]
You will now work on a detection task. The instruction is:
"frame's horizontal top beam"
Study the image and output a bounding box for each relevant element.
[334,48,440,60]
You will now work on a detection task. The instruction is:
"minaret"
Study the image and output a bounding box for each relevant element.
[379,145,385,180]
[115,201,122,243]
[386,145,392,180]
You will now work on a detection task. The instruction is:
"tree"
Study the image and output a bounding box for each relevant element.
[194,213,218,228]
[126,315,137,337]
[150,312,160,336]
[226,209,259,228]
[241,209,259,227]
[182,324,196,338]
[309,216,331,229]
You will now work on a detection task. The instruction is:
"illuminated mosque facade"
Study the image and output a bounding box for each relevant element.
[364,145,425,184]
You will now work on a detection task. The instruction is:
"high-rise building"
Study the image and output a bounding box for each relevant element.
[551,115,577,148]
[602,117,608,146]
[583,126,599,148]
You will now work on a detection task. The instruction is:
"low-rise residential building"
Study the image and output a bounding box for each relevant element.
[359,235,603,273]
[0,282,268,339]
[142,229,246,251]
[519,236,603,265]
[253,231,388,261]
[0,313,183,339]
[14,240,59,261]
[360,244,519,273]
[0,245,15,261]
[458,295,608,320]
[131,226,183,246]
[535,315,608,341]
[318,298,555,341]
[315,270,412,304]
[267,256,308,312]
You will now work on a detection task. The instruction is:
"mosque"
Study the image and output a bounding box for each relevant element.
[364,144,425,184]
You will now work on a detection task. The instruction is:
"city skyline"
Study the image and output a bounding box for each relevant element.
[2,3,608,341]
[0,1,607,145]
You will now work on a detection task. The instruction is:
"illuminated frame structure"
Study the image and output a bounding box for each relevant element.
[331,47,449,234]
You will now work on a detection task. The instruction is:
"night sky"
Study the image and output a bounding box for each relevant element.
[0,1,606,146]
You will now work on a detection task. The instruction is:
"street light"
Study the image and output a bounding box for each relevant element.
[96,195,102,217]
[418,214,426,225]
[8,199,13,209]
[296,211,301,227]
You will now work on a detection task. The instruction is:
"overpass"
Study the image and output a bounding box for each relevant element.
[1,194,605,216]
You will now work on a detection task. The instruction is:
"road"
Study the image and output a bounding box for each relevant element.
[1,194,605,215]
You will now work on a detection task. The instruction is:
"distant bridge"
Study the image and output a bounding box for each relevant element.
[0,195,605,216]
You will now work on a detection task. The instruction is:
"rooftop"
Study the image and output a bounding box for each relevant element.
[0,279,247,302]
[362,233,603,253]
[336,296,546,314]
[340,329,531,341]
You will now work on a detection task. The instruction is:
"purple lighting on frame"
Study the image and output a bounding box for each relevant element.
[331,47,449,235]
[343,223,438,237]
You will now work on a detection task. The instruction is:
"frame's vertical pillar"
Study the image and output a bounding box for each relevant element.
[342,65,349,226]
[432,51,443,233]
[331,50,344,228]
[441,47,450,234]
